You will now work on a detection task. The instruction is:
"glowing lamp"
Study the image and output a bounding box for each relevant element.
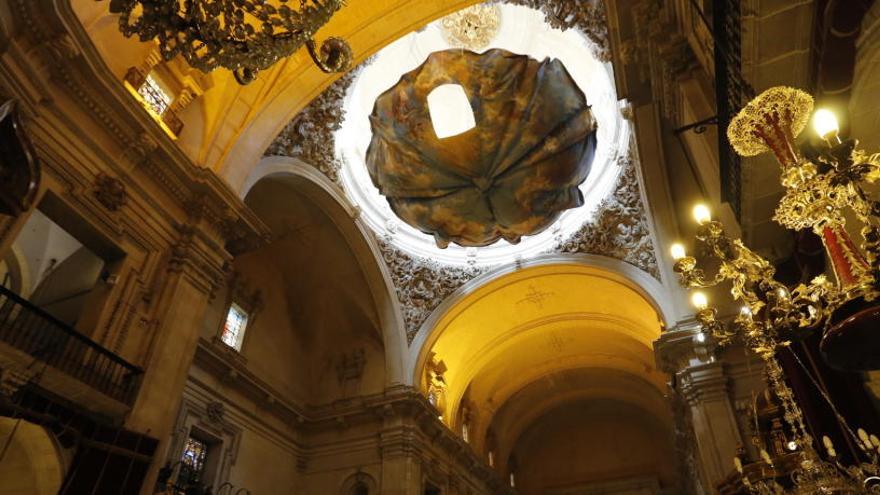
[670,243,687,261]
[812,108,839,141]
[691,291,709,310]
[693,204,712,225]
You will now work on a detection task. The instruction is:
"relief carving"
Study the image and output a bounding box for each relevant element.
[499,0,611,62]
[93,172,127,212]
[263,68,359,182]
[555,156,661,280]
[377,238,486,342]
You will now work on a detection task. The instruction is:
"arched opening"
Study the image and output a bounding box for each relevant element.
[413,260,676,493]
[0,417,66,495]
[233,167,406,403]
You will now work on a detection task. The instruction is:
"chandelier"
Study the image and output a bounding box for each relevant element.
[105,0,353,84]
[671,86,880,372]
[670,86,880,492]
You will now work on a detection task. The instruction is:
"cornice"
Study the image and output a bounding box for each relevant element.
[193,339,509,490]
[6,0,271,256]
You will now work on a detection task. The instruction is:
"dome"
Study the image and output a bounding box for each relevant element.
[365,49,598,248]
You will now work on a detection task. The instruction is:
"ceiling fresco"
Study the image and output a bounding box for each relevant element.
[366,49,598,248]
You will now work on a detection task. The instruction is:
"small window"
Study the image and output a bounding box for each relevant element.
[179,436,208,486]
[509,472,515,487]
[221,303,249,351]
[137,73,172,116]
[462,423,469,443]
[488,450,495,467]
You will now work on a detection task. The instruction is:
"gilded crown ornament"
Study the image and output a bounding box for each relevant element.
[104,0,353,84]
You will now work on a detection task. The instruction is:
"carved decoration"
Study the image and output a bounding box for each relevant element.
[336,348,366,384]
[440,4,501,51]
[377,237,486,341]
[263,69,359,182]
[555,157,661,279]
[93,172,127,212]
[499,0,611,62]
[205,401,226,424]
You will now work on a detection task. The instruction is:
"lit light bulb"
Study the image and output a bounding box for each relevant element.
[787,440,798,451]
[693,204,712,225]
[695,332,707,343]
[691,291,709,310]
[740,305,753,318]
[670,243,687,260]
[812,108,839,140]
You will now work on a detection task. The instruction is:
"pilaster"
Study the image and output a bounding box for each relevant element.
[656,321,744,492]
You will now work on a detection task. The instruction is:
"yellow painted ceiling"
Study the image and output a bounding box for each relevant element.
[416,262,666,452]
[72,0,483,191]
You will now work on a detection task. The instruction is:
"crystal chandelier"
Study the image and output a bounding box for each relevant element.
[672,86,880,372]
[670,86,880,492]
[105,0,353,84]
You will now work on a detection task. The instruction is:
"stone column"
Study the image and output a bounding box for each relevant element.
[656,321,744,493]
[127,224,226,495]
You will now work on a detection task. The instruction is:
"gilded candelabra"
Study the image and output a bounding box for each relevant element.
[673,86,880,372]
[104,0,353,84]
[670,86,880,492]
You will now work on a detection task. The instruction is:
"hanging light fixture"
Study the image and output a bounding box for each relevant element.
[674,86,880,372]
[669,85,880,492]
[104,0,353,85]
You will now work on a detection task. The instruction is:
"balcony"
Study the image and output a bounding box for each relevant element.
[0,285,143,416]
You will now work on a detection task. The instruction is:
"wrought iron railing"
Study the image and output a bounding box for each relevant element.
[712,0,754,222]
[0,285,143,404]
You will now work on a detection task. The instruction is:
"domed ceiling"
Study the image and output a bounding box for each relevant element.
[336,3,629,266]
[366,49,598,248]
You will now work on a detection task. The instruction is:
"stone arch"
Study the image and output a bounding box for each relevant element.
[339,471,378,495]
[242,156,408,386]
[0,416,67,495]
[407,252,676,382]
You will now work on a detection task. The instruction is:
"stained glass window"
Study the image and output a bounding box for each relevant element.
[221,303,248,350]
[179,436,208,486]
[137,74,171,116]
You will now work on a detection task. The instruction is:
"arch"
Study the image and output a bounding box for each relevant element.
[339,471,378,495]
[407,253,675,382]
[0,417,66,495]
[243,156,408,386]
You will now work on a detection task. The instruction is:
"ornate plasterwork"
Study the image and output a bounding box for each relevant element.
[555,156,661,280]
[263,70,358,182]
[377,237,487,342]
[440,4,502,51]
[499,0,611,62]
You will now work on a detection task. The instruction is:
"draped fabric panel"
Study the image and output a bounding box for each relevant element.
[366,49,597,248]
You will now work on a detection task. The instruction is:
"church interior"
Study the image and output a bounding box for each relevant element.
[1,0,880,494]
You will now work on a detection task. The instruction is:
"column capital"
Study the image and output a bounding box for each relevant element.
[655,318,717,373]
[679,361,730,404]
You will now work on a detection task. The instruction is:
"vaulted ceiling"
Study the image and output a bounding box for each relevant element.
[72,0,483,191]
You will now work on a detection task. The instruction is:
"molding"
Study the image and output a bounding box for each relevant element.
[6,0,271,257]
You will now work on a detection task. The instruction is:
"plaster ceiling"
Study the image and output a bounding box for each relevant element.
[416,262,666,454]
[337,3,627,266]
[71,0,484,190]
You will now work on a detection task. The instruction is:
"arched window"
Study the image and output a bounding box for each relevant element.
[351,481,369,495]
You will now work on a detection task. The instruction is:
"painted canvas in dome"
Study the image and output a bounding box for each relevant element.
[366,48,598,248]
